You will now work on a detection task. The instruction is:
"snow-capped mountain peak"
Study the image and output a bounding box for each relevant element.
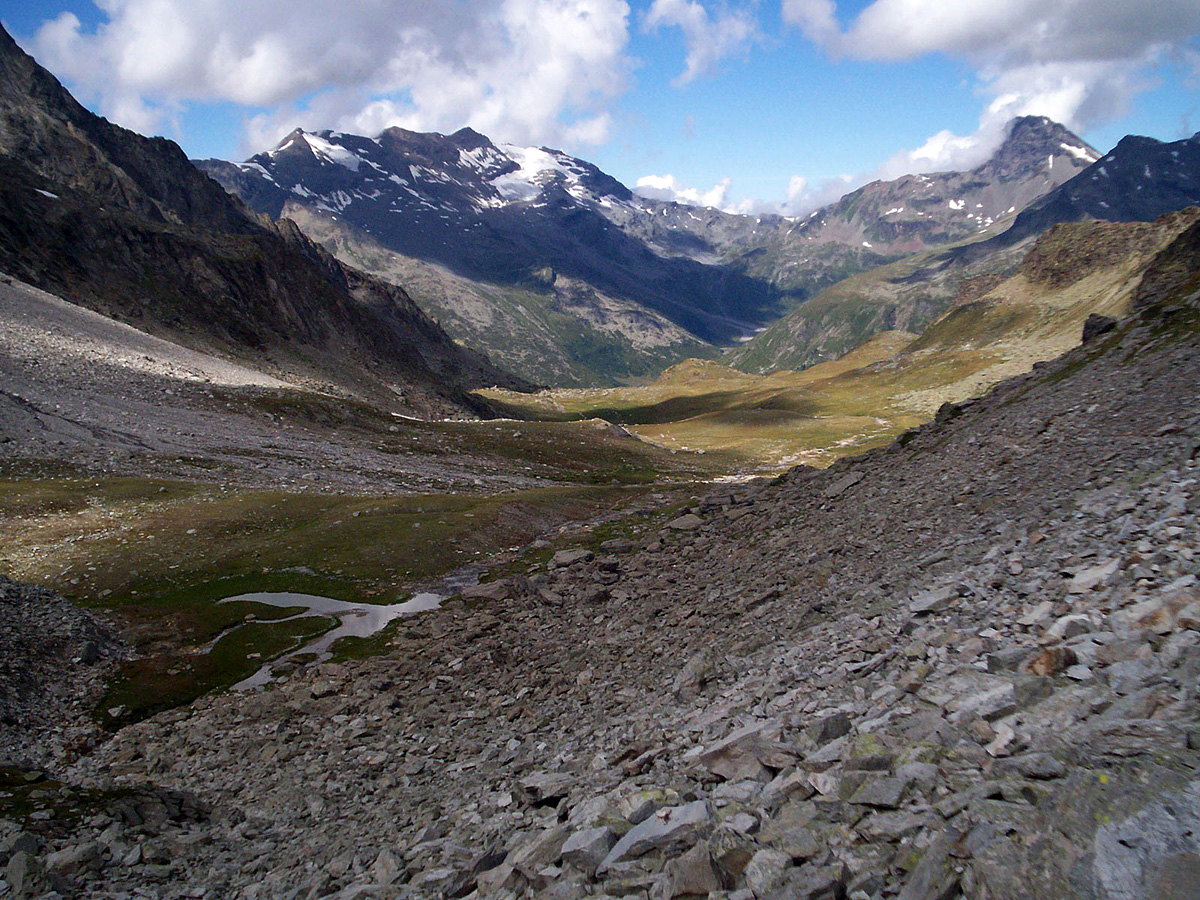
[236,127,627,217]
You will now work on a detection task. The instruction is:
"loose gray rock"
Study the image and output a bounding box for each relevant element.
[597,802,711,874]
[561,827,617,877]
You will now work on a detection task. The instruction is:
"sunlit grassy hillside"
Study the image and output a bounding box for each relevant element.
[484,214,1197,471]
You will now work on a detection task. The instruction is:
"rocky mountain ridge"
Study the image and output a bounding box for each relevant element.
[198,127,781,383]
[635,117,1098,285]
[960,129,1200,258]
[0,26,527,416]
[730,129,1200,374]
[199,118,1096,385]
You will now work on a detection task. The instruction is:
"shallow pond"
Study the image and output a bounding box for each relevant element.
[222,566,484,690]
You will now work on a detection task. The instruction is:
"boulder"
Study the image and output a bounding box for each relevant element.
[743,848,792,896]
[758,799,820,860]
[44,841,102,878]
[5,851,48,899]
[698,722,797,781]
[848,775,913,810]
[561,827,617,877]
[1081,313,1118,343]
[461,581,510,602]
[1068,560,1120,594]
[661,843,721,898]
[910,586,956,615]
[811,712,853,745]
[823,472,863,497]
[508,824,572,881]
[551,549,594,568]
[518,771,575,806]
[596,802,711,874]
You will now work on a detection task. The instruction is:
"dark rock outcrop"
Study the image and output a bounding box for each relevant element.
[0,26,529,416]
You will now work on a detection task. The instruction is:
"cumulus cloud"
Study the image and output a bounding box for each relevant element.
[643,0,757,86]
[634,170,860,218]
[833,0,1200,67]
[772,173,854,216]
[784,0,1200,184]
[873,118,1010,181]
[634,173,734,208]
[780,0,838,44]
[30,0,632,155]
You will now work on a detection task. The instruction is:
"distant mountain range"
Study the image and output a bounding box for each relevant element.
[198,117,1099,385]
[0,25,526,416]
[10,16,1200,394]
[960,130,1200,257]
[199,129,776,385]
[730,128,1200,373]
[629,116,1100,285]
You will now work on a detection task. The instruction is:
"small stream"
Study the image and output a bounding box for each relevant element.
[222,565,485,690]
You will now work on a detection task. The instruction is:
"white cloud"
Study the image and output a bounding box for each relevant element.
[781,0,1200,206]
[788,0,1200,137]
[643,0,757,87]
[634,173,733,208]
[786,175,808,204]
[774,173,854,216]
[31,0,632,154]
[780,0,837,44]
[634,170,860,218]
[874,118,1008,181]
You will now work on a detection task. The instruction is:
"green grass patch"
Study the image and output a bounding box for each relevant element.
[328,617,406,663]
[2,475,676,721]
[98,613,337,728]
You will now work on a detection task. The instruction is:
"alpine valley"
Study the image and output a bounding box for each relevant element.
[198,116,1111,385]
[4,18,1200,900]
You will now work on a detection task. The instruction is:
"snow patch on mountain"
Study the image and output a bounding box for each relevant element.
[1060,142,1100,163]
[493,146,570,202]
[302,133,365,171]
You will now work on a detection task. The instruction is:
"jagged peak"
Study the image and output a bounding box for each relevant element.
[448,126,495,151]
[999,116,1096,157]
[264,127,314,157]
[978,115,1099,179]
[279,127,308,144]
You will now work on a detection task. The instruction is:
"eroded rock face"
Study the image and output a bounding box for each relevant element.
[8,265,1200,899]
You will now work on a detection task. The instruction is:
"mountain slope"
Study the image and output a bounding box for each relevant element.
[198,128,783,361]
[732,128,1200,373]
[488,209,1199,470]
[279,205,714,387]
[200,117,1094,386]
[966,129,1200,252]
[38,213,1200,900]
[0,27,527,416]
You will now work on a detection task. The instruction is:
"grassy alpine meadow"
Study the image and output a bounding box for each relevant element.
[2,214,1173,725]
[481,247,1152,472]
[0,450,703,725]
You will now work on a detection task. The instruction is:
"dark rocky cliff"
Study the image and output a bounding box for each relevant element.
[0,27,530,415]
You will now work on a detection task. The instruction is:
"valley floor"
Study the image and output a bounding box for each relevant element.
[3,273,1198,899]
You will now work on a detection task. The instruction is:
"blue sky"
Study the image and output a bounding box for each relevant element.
[6,1,1200,214]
